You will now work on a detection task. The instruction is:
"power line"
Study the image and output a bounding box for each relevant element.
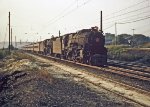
[50,0,92,25]
[105,14,150,27]
[104,6,150,21]
[121,14,150,23]
[103,16,150,35]
[42,0,92,31]
[46,0,77,25]
[104,0,148,17]
[104,10,150,24]
[90,1,150,28]
[117,16,150,24]
[104,24,114,30]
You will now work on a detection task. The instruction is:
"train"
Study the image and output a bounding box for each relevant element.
[22,26,107,66]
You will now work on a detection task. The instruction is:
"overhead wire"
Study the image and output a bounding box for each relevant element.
[117,16,150,24]
[121,14,150,22]
[50,0,92,25]
[45,0,77,25]
[104,9,150,25]
[104,6,150,21]
[103,1,150,32]
[42,0,92,31]
[104,24,114,30]
[61,0,150,32]
[104,0,148,17]
[89,1,150,31]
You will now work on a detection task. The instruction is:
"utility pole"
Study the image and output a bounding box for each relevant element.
[100,11,103,32]
[115,22,117,45]
[9,12,10,52]
[11,28,12,49]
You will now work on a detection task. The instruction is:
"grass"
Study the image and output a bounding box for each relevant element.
[106,45,129,60]
[13,51,36,62]
[107,45,150,64]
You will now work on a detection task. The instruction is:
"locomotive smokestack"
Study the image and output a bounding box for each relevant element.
[100,11,103,33]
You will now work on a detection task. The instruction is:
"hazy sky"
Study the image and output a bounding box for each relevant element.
[0,0,150,42]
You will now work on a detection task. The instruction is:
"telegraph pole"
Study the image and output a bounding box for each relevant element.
[11,28,12,49]
[115,22,117,45]
[9,12,10,52]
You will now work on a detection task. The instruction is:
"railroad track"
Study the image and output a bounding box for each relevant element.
[26,52,150,107]
[52,56,149,82]
[27,52,150,90]
[28,52,150,82]
[107,66,150,81]
[108,60,150,74]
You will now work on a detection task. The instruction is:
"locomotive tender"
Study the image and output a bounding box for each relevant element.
[22,26,107,66]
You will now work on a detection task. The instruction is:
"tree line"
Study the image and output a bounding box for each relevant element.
[105,33,150,47]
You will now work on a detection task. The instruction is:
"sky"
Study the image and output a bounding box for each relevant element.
[0,0,150,42]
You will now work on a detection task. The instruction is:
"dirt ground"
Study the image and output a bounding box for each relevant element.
[0,52,140,107]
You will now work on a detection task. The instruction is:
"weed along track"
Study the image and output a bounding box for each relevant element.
[27,52,150,107]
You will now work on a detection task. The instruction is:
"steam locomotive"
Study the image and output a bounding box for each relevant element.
[23,26,107,66]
